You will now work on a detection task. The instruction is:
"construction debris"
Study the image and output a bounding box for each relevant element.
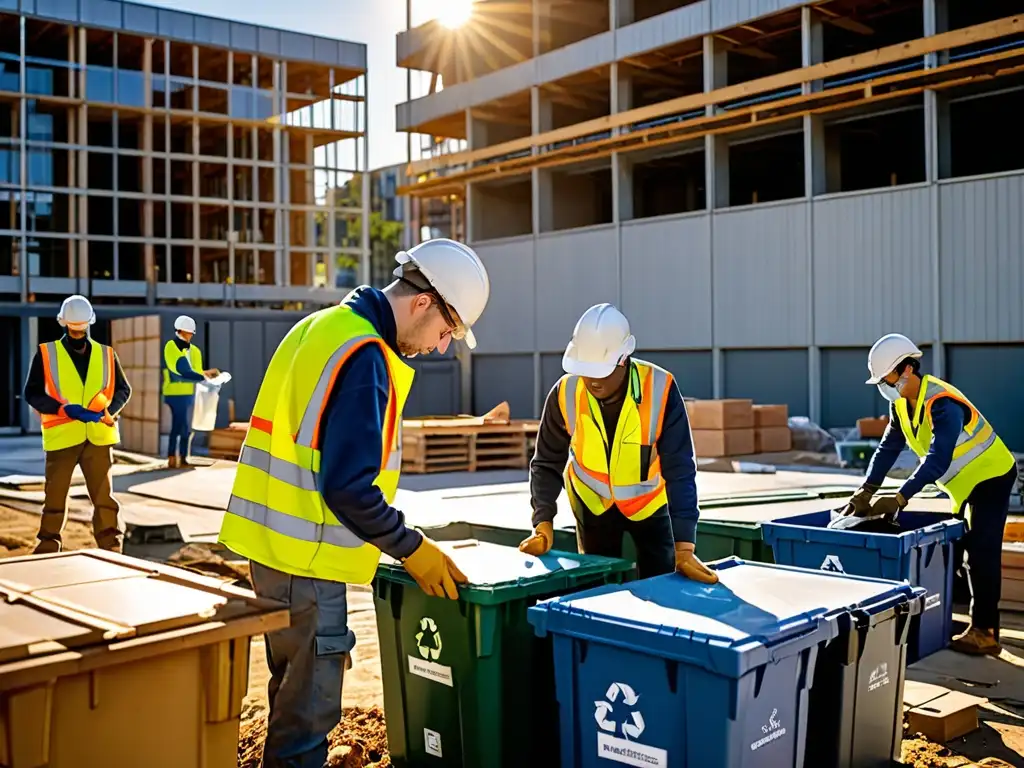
[238,708,391,768]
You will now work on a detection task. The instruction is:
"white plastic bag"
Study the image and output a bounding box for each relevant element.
[191,371,232,432]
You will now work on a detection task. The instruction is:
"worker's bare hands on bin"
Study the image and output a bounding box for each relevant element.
[519,521,554,556]
[838,482,881,518]
[402,536,468,600]
[675,542,719,584]
[869,493,907,523]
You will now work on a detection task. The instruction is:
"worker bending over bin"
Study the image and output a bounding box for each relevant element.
[24,295,132,554]
[163,315,219,468]
[217,239,491,768]
[835,333,1018,656]
[521,303,718,584]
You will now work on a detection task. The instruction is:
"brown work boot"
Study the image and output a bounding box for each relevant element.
[951,626,1001,656]
[167,455,180,469]
[33,539,61,555]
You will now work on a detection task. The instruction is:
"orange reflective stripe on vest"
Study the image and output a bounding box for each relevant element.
[39,341,115,429]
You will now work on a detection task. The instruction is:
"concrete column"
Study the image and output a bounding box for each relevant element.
[533,0,547,56]
[610,63,634,223]
[20,316,38,432]
[801,7,824,95]
[465,110,479,242]
[611,0,633,28]
[76,28,88,291]
[802,8,825,423]
[533,88,555,233]
[703,35,729,208]
[142,38,155,303]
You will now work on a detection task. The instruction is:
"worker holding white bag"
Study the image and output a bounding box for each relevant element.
[162,315,220,468]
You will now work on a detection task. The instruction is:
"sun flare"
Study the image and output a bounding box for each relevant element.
[437,0,474,29]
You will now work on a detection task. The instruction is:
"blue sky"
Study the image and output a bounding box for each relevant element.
[142,0,415,170]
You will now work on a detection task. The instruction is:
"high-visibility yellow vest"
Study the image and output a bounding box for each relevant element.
[557,359,675,522]
[162,340,204,397]
[895,375,1015,515]
[38,339,120,452]
[218,304,415,584]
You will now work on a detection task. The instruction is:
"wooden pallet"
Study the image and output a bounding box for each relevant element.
[401,417,539,474]
[207,422,248,460]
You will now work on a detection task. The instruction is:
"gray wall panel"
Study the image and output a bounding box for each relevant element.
[122,3,157,34]
[711,0,803,30]
[713,202,810,348]
[263,321,292,365]
[940,175,1024,343]
[194,17,231,47]
[820,348,890,430]
[535,226,619,352]
[81,0,122,27]
[206,321,233,428]
[405,360,460,417]
[946,344,1024,452]
[35,0,76,22]
[616,2,710,59]
[621,214,712,349]
[473,354,535,418]
[230,321,264,422]
[158,9,194,40]
[538,32,614,84]
[637,350,714,399]
[813,187,934,347]
[541,353,564,405]
[471,236,536,354]
[723,348,810,417]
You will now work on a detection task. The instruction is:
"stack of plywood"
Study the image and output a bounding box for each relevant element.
[686,400,755,458]
[111,316,162,456]
[753,404,792,453]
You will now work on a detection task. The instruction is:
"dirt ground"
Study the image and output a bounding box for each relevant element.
[2,501,1022,768]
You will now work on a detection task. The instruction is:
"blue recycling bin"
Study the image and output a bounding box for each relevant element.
[528,558,923,768]
[761,510,964,663]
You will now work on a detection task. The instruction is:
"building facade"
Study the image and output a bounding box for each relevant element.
[396,0,1024,449]
[0,0,380,432]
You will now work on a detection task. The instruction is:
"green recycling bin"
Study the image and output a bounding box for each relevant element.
[695,519,774,562]
[373,539,635,768]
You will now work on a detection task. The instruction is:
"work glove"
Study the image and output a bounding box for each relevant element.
[100,409,115,426]
[63,404,103,423]
[518,521,554,556]
[203,368,221,378]
[837,482,881,519]
[402,536,468,600]
[675,542,719,584]
[869,493,907,523]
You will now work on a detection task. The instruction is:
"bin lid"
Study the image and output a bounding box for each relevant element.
[528,558,921,678]
[376,539,634,606]
[0,550,289,688]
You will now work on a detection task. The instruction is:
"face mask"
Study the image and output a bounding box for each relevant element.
[877,373,908,402]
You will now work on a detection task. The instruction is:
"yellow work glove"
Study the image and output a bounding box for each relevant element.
[518,521,554,556]
[675,542,719,584]
[402,537,468,600]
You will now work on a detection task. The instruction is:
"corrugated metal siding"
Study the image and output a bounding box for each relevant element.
[820,348,889,430]
[230,321,265,421]
[723,348,810,417]
[404,360,460,417]
[710,0,804,30]
[616,2,710,59]
[471,236,536,355]
[538,31,615,84]
[940,174,1024,343]
[813,187,934,347]
[621,214,712,349]
[713,202,810,348]
[535,226,618,352]
[637,350,714,399]
[540,353,564,406]
[946,344,1024,451]
[473,354,535,418]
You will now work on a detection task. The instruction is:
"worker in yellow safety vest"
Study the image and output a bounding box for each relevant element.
[162,315,219,468]
[835,333,1019,656]
[520,304,718,584]
[23,295,132,554]
[217,239,490,768]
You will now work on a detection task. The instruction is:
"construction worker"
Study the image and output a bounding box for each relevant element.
[837,333,1019,656]
[23,296,132,554]
[520,303,718,584]
[162,315,219,468]
[217,238,490,768]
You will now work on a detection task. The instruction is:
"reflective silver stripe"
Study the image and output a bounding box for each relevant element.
[612,476,664,500]
[295,334,380,448]
[939,428,998,485]
[569,454,611,496]
[563,376,580,434]
[385,448,402,471]
[646,366,671,444]
[43,342,62,399]
[226,495,365,549]
[239,444,319,492]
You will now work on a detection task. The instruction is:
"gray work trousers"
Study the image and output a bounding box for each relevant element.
[250,561,356,768]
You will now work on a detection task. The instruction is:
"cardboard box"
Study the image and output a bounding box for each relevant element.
[858,416,889,438]
[145,339,160,368]
[755,426,792,453]
[691,428,755,458]
[753,404,789,428]
[686,400,754,430]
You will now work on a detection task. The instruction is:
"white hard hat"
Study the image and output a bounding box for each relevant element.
[562,303,636,378]
[57,295,95,328]
[866,333,922,384]
[393,238,490,349]
[174,315,197,334]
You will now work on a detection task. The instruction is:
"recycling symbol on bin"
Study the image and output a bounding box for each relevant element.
[594,682,645,741]
[415,617,442,661]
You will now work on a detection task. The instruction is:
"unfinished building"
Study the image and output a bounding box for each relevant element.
[0,0,373,433]
[396,0,1024,448]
